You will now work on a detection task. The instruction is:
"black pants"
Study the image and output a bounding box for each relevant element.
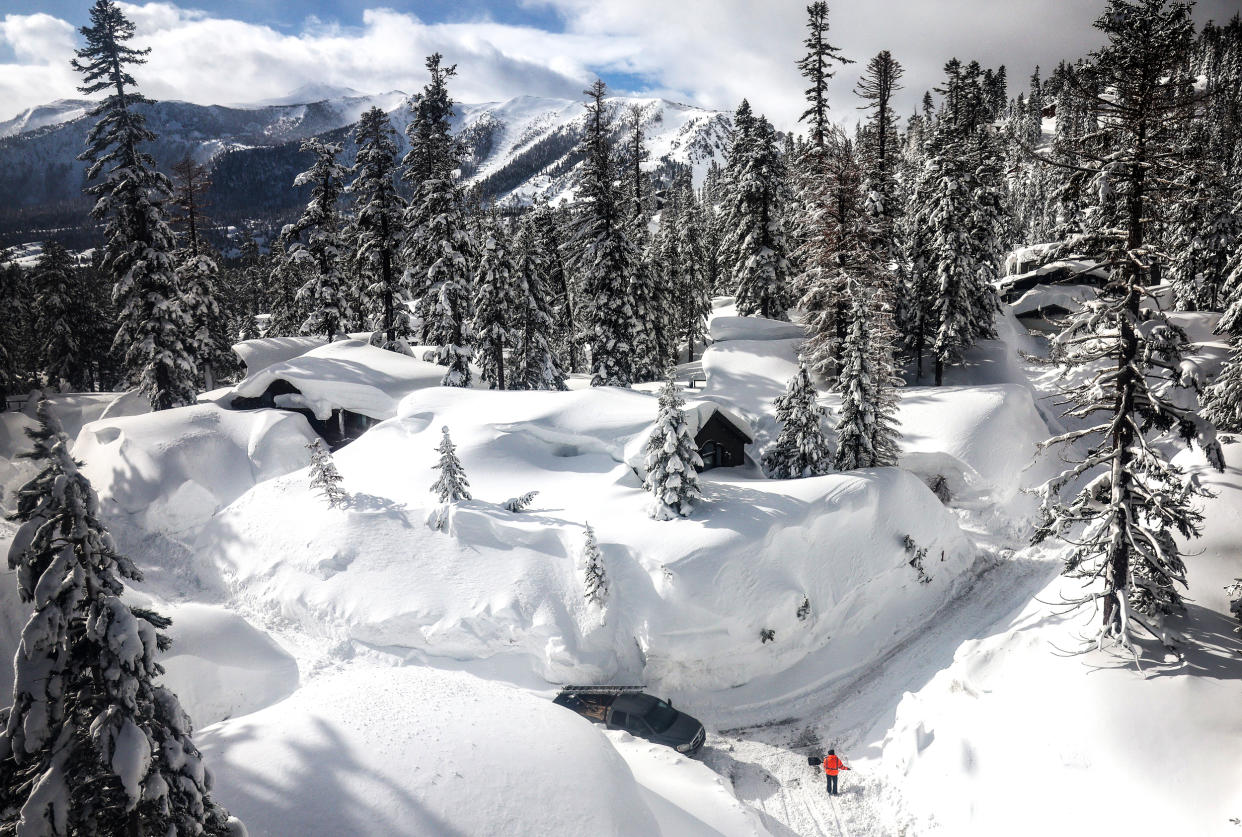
[826,774,838,795]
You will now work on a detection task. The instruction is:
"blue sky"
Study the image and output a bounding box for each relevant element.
[3,1,1239,127]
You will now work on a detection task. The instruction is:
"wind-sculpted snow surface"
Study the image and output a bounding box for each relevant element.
[196,665,670,837]
[226,338,472,421]
[195,386,978,694]
[74,403,319,536]
[876,444,1242,834]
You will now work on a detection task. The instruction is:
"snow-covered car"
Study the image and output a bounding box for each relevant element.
[554,686,706,755]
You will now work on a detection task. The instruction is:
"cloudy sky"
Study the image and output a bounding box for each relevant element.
[2,1,1237,128]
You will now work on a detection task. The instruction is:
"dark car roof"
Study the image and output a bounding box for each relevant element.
[612,693,657,713]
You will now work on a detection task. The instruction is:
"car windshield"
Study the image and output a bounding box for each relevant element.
[645,700,679,733]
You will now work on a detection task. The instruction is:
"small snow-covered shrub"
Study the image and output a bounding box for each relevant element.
[760,628,776,644]
[503,490,538,512]
[903,535,932,584]
[797,597,811,621]
[431,426,471,502]
[307,439,348,508]
[582,523,607,608]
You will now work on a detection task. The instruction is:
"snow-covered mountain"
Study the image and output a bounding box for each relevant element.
[0,89,730,244]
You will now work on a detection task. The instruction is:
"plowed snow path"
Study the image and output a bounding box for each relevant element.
[698,547,1057,836]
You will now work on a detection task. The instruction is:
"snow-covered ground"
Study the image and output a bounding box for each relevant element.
[1,294,1238,836]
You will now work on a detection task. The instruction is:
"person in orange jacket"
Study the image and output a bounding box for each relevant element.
[822,749,849,796]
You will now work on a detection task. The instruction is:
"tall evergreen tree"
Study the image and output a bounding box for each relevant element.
[728,115,793,320]
[762,361,833,478]
[72,0,196,410]
[350,106,408,349]
[511,215,568,391]
[854,51,905,268]
[0,403,240,835]
[472,215,519,390]
[171,156,228,391]
[401,54,471,345]
[796,1,852,150]
[32,242,92,392]
[574,80,640,387]
[643,377,703,520]
[286,138,350,340]
[832,285,902,470]
[1033,0,1225,645]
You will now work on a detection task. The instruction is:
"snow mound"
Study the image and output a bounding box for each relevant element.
[196,385,977,694]
[75,403,319,536]
[896,384,1052,510]
[231,335,328,375]
[1010,283,1095,317]
[157,603,299,727]
[0,411,38,509]
[229,338,472,421]
[17,391,151,442]
[709,316,805,343]
[876,445,1242,836]
[197,665,665,836]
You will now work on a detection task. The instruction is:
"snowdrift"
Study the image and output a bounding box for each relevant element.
[195,385,978,695]
[226,338,473,421]
[876,444,1242,835]
[197,665,671,837]
[74,403,319,537]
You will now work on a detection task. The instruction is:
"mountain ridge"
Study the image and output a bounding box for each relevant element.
[0,89,731,248]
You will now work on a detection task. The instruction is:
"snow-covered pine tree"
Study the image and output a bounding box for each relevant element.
[265,235,309,337]
[1033,0,1225,645]
[171,156,229,391]
[728,114,794,320]
[762,360,833,478]
[1206,248,1242,430]
[1203,338,1242,432]
[431,425,471,502]
[643,377,704,520]
[574,80,640,387]
[530,201,579,374]
[798,127,867,379]
[472,214,520,390]
[306,438,348,508]
[676,186,713,364]
[796,1,853,152]
[622,105,662,381]
[32,241,90,392]
[0,401,240,835]
[854,50,905,268]
[349,106,408,349]
[581,523,607,608]
[924,134,989,386]
[401,54,473,346]
[503,491,538,512]
[511,215,568,390]
[833,284,902,470]
[286,138,350,340]
[72,0,197,411]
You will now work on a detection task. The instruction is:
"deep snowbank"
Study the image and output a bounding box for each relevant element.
[75,403,319,537]
[197,665,672,837]
[194,385,978,696]
[876,443,1242,835]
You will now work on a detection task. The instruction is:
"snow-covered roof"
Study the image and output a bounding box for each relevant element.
[1011,284,1096,317]
[232,335,329,375]
[709,316,805,343]
[228,339,459,420]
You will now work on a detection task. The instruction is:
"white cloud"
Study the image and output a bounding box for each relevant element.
[1,1,1237,128]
